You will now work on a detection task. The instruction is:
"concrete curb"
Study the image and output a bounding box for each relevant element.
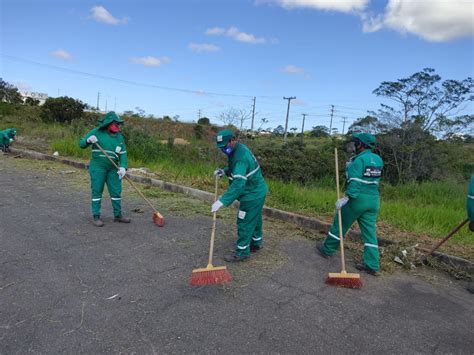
[9,148,473,272]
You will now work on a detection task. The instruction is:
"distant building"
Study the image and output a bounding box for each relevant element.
[21,92,48,105]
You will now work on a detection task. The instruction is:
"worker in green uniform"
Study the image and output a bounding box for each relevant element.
[79,112,130,227]
[0,128,16,152]
[211,130,268,262]
[317,133,384,276]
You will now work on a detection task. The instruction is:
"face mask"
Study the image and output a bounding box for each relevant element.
[108,122,120,133]
[345,142,355,154]
[221,146,234,156]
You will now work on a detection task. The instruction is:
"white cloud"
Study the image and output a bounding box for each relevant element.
[206,26,267,44]
[90,5,128,25]
[205,27,226,35]
[50,49,73,61]
[282,64,304,74]
[261,0,369,13]
[188,43,221,53]
[130,56,170,67]
[362,0,474,42]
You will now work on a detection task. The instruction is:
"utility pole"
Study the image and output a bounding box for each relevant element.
[250,96,256,131]
[283,96,296,144]
[301,113,307,141]
[105,98,108,112]
[329,105,335,135]
[197,109,201,120]
[96,92,100,111]
[114,97,117,111]
[341,116,348,135]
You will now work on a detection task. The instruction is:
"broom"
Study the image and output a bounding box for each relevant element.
[325,147,363,289]
[95,142,164,227]
[190,176,232,286]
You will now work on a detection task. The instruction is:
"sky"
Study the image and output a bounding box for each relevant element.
[1,0,473,133]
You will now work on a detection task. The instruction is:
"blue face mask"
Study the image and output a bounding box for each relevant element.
[221,146,234,156]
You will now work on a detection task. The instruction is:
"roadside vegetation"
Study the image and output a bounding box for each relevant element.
[1,70,473,252]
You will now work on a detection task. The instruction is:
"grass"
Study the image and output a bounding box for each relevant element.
[1,111,471,249]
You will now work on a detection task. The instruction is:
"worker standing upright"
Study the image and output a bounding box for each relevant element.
[318,133,384,276]
[79,112,130,227]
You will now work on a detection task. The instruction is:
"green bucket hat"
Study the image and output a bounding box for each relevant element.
[97,112,124,129]
[352,132,376,148]
[215,129,234,148]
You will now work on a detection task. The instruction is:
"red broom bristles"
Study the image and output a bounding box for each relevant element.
[190,269,232,286]
[153,212,165,227]
[325,276,363,289]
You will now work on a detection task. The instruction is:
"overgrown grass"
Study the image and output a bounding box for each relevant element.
[1,106,471,247]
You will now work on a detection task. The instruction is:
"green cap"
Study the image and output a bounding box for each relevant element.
[8,128,16,137]
[352,132,376,148]
[215,129,234,148]
[97,112,124,129]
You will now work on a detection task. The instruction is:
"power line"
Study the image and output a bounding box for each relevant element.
[2,54,282,99]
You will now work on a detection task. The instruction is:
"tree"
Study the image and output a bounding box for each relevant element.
[197,117,210,125]
[0,79,23,104]
[290,127,298,136]
[258,118,268,132]
[40,96,85,123]
[309,125,329,138]
[273,125,285,136]
[373,68,473,134]
[219,107,250,129]
[372,68,473,183]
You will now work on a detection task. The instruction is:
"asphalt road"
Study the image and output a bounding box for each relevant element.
[1,155,473,354]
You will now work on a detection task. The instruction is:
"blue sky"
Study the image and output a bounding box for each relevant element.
[1,0,473,132]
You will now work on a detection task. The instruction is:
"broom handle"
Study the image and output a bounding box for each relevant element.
[422,218,468,261]
[207,176,219,267]
[335,148,346,273]
[95,142,159,214]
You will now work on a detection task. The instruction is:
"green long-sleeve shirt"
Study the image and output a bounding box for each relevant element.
[345,149,383,198]
[79,128,128,169]
[219,143,268,206]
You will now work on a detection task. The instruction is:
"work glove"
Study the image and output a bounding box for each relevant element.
[117,167,126,180]
[213,168,225,178]
[211,200,224,213]
[87,135,98,144]
[335,196,349,210]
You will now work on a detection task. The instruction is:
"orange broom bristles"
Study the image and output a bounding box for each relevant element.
[325,275,363,289]
[190,267,232,286]
[153,212,165,227]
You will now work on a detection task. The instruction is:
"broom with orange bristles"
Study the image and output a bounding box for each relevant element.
[190,175,232,286]
[325,147,363,289]
[95,143,164,227]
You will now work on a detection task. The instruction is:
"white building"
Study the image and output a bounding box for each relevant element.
[21,92,48,105]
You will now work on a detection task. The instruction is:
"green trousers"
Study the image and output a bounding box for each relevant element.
[322,193,381,271]
[235,196,266,257]
[89,164,122,217]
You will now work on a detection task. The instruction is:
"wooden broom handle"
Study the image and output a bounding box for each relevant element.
[335,148,346,273]
[94,142,159,214]
[207,176,219,267]
[422,218,469,260]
